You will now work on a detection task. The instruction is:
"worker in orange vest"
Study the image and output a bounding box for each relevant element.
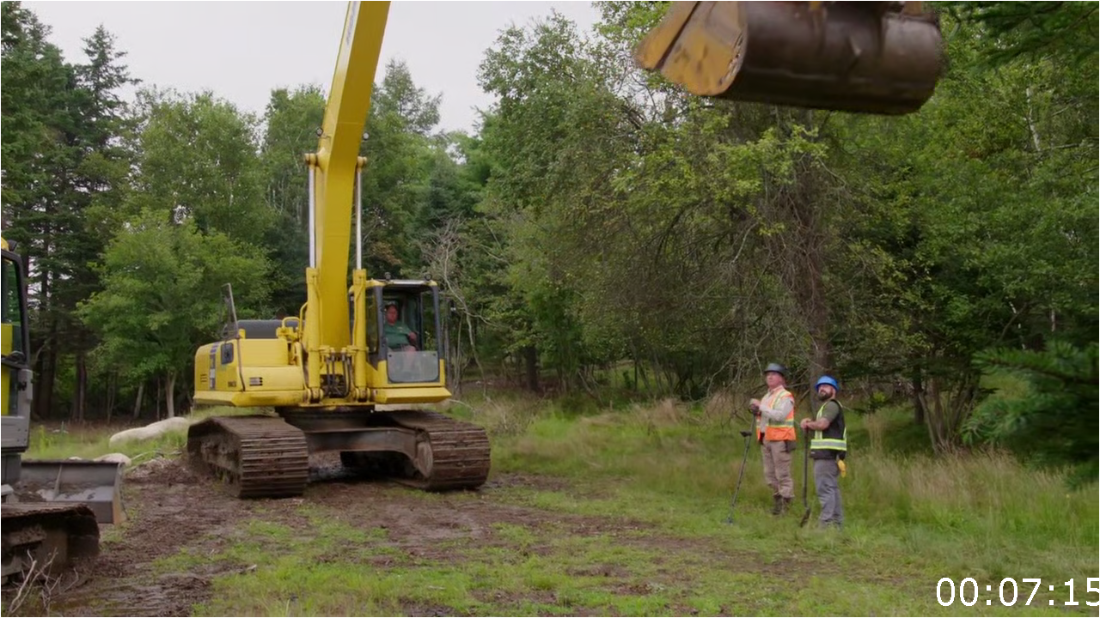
[750,362,797,515]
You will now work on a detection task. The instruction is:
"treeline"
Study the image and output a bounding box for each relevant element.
[2,2,1096,475]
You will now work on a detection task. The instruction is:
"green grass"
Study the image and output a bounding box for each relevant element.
[25,392,1099,616]
[187,487,1089,616]
[488,397,1097,612]
[24,405,259,463]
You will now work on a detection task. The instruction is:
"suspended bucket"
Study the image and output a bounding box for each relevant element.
[635,1,944,115]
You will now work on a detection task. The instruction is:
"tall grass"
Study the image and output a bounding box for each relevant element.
[489,393,1098,586]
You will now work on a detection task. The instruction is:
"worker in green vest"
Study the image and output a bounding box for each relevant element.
[800,375,847,529]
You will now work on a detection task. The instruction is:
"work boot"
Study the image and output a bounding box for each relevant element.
[771,494,783,515]
[780,497,793,515]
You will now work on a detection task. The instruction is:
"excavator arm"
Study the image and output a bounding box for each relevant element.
[300,1,391,404]
[634,1,944,115]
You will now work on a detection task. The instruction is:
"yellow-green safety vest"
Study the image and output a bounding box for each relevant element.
[810,400,847,453]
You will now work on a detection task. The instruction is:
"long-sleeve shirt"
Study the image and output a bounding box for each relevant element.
[757,387,794,435]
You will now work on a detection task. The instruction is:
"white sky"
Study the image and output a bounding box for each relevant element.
[23,1,602,135]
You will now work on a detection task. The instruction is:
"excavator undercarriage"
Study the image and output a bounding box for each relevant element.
[186,409,490,498]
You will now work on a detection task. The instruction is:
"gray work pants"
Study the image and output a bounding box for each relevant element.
[762,440,794,499]
[813,458,844,528]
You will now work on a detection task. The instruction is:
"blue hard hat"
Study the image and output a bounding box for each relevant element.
[815,375,839,392]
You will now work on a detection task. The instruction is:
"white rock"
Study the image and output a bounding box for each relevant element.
[94,453,132,466]
[108,416,192,447]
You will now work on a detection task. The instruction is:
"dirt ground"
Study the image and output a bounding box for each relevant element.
[9,451,832,617]
[20,456,670,616]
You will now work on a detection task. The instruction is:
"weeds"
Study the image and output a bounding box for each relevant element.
[2,550,71,617]
[491,395,1098,588]
[32,391,1098,616]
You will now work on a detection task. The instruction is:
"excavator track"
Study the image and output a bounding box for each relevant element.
[186,415,309,499]
[342,410,491,491]
[1,502,99,583]
[387,410,491,490]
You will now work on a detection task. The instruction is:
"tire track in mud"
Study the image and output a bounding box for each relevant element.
[46,459,629,616]
[46,457,823,616]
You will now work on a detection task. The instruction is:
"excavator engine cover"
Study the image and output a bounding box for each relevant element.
[635,2,944,115]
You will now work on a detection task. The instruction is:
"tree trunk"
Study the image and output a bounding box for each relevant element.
[155,378,162,420]
[918,372,978,455]
[911,371,925,425]
[633,341,651,394]
[34,226,55,420]
[133,382,145,420]
[524,345,539,392]
[105,372,117,423]
[72,351,87,422]
[34,350,57,419]
[451,321,463,397]
[793,159,831,379]
[166,373,176,418]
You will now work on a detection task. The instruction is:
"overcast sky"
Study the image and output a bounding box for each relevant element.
[23,1,602,134]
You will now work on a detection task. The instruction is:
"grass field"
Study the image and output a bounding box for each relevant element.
[13,390,1099,616]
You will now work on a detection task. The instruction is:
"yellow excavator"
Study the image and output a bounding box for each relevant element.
[2,238,124,583]
[186,1,943,499]
[187,2,490,497]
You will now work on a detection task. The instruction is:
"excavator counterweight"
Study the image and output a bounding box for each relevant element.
[635,1,944,115]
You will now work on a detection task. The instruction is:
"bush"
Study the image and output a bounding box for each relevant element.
[965,340,1098,488]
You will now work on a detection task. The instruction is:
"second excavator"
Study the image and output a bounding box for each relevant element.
[187,2,489,498]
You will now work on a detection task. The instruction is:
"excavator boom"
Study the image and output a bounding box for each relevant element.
[635,1,944,115]
[310,1,390,351]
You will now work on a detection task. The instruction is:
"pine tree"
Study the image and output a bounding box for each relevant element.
[966,340,1098,488]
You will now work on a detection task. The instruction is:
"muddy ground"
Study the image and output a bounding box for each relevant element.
[16,458,646,616]
[10,456,812,617]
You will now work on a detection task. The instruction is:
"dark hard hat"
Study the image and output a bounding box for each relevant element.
[763,362,787,377]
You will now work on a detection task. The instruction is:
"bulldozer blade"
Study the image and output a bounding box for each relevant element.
[635,1,944,115]
[18,460,125,525]
[2,502,101,582]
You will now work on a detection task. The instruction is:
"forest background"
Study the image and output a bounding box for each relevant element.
[2,1,1096,485]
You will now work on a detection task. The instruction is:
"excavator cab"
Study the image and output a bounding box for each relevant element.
[372,282,442,386]
[634,1,944,115]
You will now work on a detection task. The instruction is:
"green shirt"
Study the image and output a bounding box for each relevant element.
[384,321,414,349]
[818,400,841,424]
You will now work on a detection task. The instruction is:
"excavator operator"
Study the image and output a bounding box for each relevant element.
[383,301,418,351]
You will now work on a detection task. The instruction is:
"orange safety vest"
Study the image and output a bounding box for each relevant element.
[756,387,796,442]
